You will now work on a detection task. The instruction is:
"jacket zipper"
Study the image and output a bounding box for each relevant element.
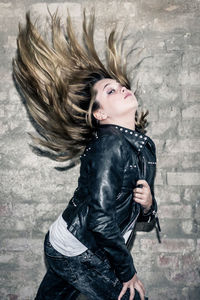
[121,211,140,235]
[142,155,146,179]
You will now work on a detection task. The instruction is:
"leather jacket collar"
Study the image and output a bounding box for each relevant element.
[96,124,153,153]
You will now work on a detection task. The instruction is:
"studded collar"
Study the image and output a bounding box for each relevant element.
[96,124,150,153]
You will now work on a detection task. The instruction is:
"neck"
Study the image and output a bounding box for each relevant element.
[101,120,136,131]
[100,112,136,131]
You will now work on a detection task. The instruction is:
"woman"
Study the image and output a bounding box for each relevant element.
[13,10,160,300]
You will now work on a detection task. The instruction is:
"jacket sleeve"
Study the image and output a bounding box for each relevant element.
[87,135,136,282]
[137,192,158,222]
[137,138,159,224]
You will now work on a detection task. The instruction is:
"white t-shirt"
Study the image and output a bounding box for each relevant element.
[49,214,132,257]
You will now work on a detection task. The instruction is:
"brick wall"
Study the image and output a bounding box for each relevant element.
[0,1,199,299]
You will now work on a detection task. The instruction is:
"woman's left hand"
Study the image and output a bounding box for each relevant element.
[133,180,152,213]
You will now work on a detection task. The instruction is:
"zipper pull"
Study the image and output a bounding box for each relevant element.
[152,210,161,232]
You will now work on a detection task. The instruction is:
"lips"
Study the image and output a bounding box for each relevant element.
[124,92,132,99]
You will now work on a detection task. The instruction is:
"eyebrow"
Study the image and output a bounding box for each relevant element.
[103,83,111,90]
[103,81,118,90]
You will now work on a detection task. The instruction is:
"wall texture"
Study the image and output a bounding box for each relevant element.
[0,0,200,299]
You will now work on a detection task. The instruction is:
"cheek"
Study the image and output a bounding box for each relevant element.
[99,96,116,113]
[106,97,122,113]
[106,101,128,117]
[100,94,137,116]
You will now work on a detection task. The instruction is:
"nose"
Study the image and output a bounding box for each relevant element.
[121,86,127,93]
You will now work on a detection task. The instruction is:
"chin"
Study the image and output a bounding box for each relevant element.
[132,95,138,106]
[131,99,138,110]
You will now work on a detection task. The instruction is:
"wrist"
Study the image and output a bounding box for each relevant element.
[143,205,152,215]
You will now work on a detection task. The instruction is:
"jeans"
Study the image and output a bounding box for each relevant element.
[35,232,148,300]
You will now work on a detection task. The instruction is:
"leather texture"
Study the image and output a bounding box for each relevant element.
[62,124,157,282]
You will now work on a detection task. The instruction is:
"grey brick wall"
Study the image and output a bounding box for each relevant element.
[0,1,200,299]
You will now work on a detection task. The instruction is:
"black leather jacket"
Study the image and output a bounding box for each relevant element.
[62,124,158,282]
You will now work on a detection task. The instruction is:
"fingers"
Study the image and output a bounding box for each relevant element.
[136,179,149,187]
[118,276,146,300]
[134,192,146,205]
[129,285,135,300]
[134,181,150,194]
[134,197,145,205]
[118,284,128,300]
[138,279,145,296]
[134,188,143,194]
[118,284,137,300]
[134,192,143,200]
[134,196,152,209]
[133,180,152,208]
[135,281,145,300]
[133,190,147,203]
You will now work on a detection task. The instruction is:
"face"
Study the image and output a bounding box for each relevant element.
[92,78,138,124]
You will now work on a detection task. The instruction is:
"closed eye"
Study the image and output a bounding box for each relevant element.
[107,89,115,95]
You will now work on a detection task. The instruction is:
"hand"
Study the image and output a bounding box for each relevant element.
[118,274,145,300]
[133,180,152,213]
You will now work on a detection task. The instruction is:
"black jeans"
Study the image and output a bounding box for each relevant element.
[35,232,148,300]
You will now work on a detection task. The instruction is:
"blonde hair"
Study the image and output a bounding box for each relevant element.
[13,10,148,161]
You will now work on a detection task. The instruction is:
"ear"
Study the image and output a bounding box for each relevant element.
[93,109,108,121]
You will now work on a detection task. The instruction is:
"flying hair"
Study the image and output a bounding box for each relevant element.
[13,9,148,161]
